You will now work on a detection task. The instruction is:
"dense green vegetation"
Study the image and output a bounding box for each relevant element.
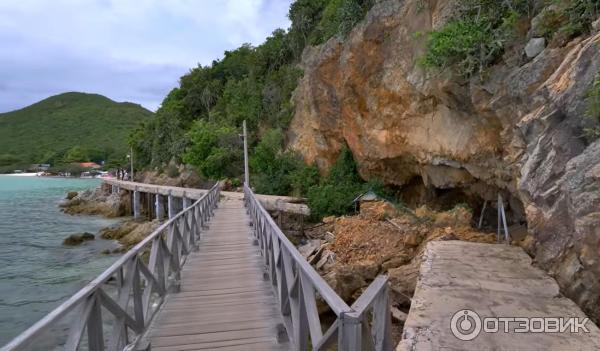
[421,0,598,77]
[0,92,152,173]
[130,0,376,219]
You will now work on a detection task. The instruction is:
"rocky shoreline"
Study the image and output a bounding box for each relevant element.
[59,186,130,217]
[59,185,160,254]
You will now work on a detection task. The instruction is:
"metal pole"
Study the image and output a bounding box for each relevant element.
[243,120,249,186]
[130,147,134,181]
[478,200,487,229]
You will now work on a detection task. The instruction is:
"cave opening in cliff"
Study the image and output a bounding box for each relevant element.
[398,176,528,238]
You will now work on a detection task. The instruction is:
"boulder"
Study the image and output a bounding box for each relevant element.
[66,191,79,200]
[298,239,321,258]
[592,17,600,31]
[322,216,336,224]
[525,37,546,58]
[323,267,367,303]
[61,187,127,217]
[63,232,95,246]
[315,249,336,271]
[403,232,421,247]
[381,254,411,271]
[388,260,421,305]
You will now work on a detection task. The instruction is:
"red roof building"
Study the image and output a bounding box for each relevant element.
[78,162,102,169]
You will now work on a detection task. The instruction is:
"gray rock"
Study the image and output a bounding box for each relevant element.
[525,37,546,58]
[315,249,335,271]
[66,191,79,200]
[593,17,600,31]
[298,239,321,258]
[63,232,95,246]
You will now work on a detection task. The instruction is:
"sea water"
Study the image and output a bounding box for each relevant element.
[0,176,122,345]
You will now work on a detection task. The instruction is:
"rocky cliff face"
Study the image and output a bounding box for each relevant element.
[289,0,600,321]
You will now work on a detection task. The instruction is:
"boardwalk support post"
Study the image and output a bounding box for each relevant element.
[183,194,190,209]
[133,189,140,219]
[155,194,163,220]
[168,191,174,219]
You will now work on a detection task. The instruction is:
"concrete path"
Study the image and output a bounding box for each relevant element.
[399,241,600,350]
[143,198,290,351]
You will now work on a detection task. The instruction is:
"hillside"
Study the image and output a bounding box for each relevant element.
[0,92,152,170]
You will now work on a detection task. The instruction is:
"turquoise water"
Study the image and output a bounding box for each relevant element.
[0,176,122,345]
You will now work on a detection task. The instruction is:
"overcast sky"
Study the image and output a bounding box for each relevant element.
[0,0,293,113]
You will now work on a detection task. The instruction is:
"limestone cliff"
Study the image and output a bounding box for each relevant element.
[289,0,600,320]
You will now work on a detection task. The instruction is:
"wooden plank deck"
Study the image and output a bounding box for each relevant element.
[144,198,290,351]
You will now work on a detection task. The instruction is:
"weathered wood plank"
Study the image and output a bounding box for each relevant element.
[144,198,290,350]
[151,336,286,351]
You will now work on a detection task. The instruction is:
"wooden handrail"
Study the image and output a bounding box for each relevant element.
[243,184,393,351]
[1,182,221,351]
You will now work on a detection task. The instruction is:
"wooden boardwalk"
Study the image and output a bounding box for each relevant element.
[143,198,290,351]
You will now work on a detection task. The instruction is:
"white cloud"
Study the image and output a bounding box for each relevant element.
[0,0,293,112]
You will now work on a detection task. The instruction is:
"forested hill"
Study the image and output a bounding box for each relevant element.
[0,92,153,171]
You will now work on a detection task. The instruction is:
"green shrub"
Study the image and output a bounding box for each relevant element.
[308,182,364,219]
[421,0,534,77]
[183,120,242,179]
[307,147,366,220]
[420,19,503,77]
[250,129,319,195]
[289,164,320,197]
[562,0,600,38]
[537,8,567,38]
[311,0,374,44]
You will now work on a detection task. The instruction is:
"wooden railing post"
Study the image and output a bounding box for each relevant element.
[339,312,362,351]
[87,293,105,351]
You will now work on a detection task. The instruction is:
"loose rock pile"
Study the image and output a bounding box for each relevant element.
[300,201,498,326]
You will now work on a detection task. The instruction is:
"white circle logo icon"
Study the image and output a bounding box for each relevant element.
[451,309,482,341]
